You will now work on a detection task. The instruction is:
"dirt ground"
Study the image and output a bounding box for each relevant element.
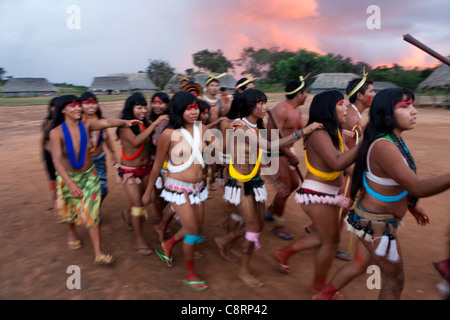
[0,93,449,301]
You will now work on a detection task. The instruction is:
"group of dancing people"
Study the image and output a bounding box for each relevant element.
[42,73,450,299]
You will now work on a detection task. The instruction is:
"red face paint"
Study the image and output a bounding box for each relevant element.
[152,97,163,104]
[394,98,413,110]
[366,95,373,106]
[186,103,199,110]
[82,99,97,105]
[66,102,81,108]
[337,99,344,106]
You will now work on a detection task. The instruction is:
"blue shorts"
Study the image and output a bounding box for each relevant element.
[92,152,108,196]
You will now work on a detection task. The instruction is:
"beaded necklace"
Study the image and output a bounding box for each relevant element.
[62,121,88,170]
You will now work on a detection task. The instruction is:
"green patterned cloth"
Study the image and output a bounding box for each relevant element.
[55,165,101,227]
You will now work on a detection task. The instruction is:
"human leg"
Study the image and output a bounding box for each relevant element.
[238,195,264,287]
[314,239,372,299]
[173,200,208,291]
[123,181,152,256]
[307,204,340,292]
[273,204,324,273]
[267,158,299,240]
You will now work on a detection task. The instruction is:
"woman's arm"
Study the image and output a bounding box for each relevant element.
[109,115,168,148]
[309,130,360,171]
[230,121,323,151]
[374,141,450,198]
[142,129,172,205]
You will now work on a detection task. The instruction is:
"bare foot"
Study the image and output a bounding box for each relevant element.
[136,247,153,256]
[214,237,230,261]
[238,269,263,288]
[273,250,290,274]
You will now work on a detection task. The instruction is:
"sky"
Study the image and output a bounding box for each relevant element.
[1,0,449,87]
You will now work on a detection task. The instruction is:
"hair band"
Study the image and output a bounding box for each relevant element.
[347,67,369,98]
[205,72,227,86]
[285,73,311,95]
[235,76,257,90]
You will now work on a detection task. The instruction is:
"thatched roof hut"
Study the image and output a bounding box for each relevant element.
[416,64,449,108]
[109,73,157,93]
[373,81,398,91]
[417,64,450,90]
[310,73,358,94]
[89,76,131,95]
[2,77,58,97]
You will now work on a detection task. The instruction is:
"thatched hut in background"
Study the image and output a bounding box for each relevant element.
[372,81,398,92]
[310,73,398,95]
[416,64,450,108]
[89,76,131,95]
[109,73,157,94]
[310,73,358,94]
[2,78,58,97]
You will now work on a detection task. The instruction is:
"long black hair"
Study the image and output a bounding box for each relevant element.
[80,91,103,119]
[350,87,415,199]
[226,88,267,129]
[148,91,169,122]
[304,90,344,149]
[50,95,80,130]
[45,97,58,120]
[117,92,150,136]
[167,91,197,129]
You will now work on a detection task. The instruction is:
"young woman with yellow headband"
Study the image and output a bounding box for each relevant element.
[274,90,361,294]
[219,89,322,288]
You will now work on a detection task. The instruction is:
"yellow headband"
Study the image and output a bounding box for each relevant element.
[235,76,257,90]
[285,73,311,95]
[205,72,227,86]
[347,67,369,98]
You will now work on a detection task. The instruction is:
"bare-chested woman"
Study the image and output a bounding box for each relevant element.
[116,92,168,256]
[220,89,322,287]
[274,90,361,293]
[142,91,224,292]
[49,95,141,265]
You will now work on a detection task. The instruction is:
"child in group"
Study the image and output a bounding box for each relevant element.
[49,94,142,265]
[42,96,58,211]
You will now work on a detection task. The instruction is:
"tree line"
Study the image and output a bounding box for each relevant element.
[146,47,436,91]
[0,47,436,91]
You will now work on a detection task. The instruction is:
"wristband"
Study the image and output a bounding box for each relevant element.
[292,129,304,141]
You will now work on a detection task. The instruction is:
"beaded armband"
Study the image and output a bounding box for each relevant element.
[293,129,304,141]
